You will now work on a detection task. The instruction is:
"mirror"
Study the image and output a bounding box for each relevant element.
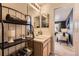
[41,14,49,28]
[34,14,49,28]
[34,16,40,28]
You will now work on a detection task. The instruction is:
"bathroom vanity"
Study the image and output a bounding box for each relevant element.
[34,35,52,56]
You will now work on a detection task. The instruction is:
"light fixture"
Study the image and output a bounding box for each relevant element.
[29,3,40,12]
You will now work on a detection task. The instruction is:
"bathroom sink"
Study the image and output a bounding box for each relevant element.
[35,35,50,39]
[35,36,44,39]
[34,35,51,43]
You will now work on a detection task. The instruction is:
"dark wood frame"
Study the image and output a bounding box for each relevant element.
[0,4,34,56]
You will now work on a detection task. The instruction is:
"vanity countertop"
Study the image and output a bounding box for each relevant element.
[34,35,51,43]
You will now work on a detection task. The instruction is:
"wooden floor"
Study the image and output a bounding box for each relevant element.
[54,42,75,56]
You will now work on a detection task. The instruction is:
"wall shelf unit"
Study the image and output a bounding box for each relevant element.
[0,4,34,56]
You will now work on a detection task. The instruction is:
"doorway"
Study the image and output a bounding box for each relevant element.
[54,7,75,56]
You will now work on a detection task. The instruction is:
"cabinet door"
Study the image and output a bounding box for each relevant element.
[43,46,48,56]
[34,42,42,56]
[48,41,51,55]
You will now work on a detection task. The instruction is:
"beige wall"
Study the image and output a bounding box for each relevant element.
[2,3,51,35]
[73,4,79,55]
[2,3,79,56]
[2,3,27,20]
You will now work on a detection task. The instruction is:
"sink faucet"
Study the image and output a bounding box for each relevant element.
[38,30,42,35]
[35,30,42,37]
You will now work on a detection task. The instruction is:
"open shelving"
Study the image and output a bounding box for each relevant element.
[0,4,34,56]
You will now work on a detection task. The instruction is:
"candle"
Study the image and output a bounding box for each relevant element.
[8,30,15,37]
[8,30,15,43]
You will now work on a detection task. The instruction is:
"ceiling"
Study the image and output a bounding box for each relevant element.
[2,3,73,20]
[38,3,49,7]
[55,7,72,21]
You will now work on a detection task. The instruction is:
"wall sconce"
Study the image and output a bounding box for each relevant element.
[8,30,15,43]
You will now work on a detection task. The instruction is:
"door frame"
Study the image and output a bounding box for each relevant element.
[53,7,75,56]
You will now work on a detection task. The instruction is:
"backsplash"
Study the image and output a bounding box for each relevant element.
[34,28,50,37]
